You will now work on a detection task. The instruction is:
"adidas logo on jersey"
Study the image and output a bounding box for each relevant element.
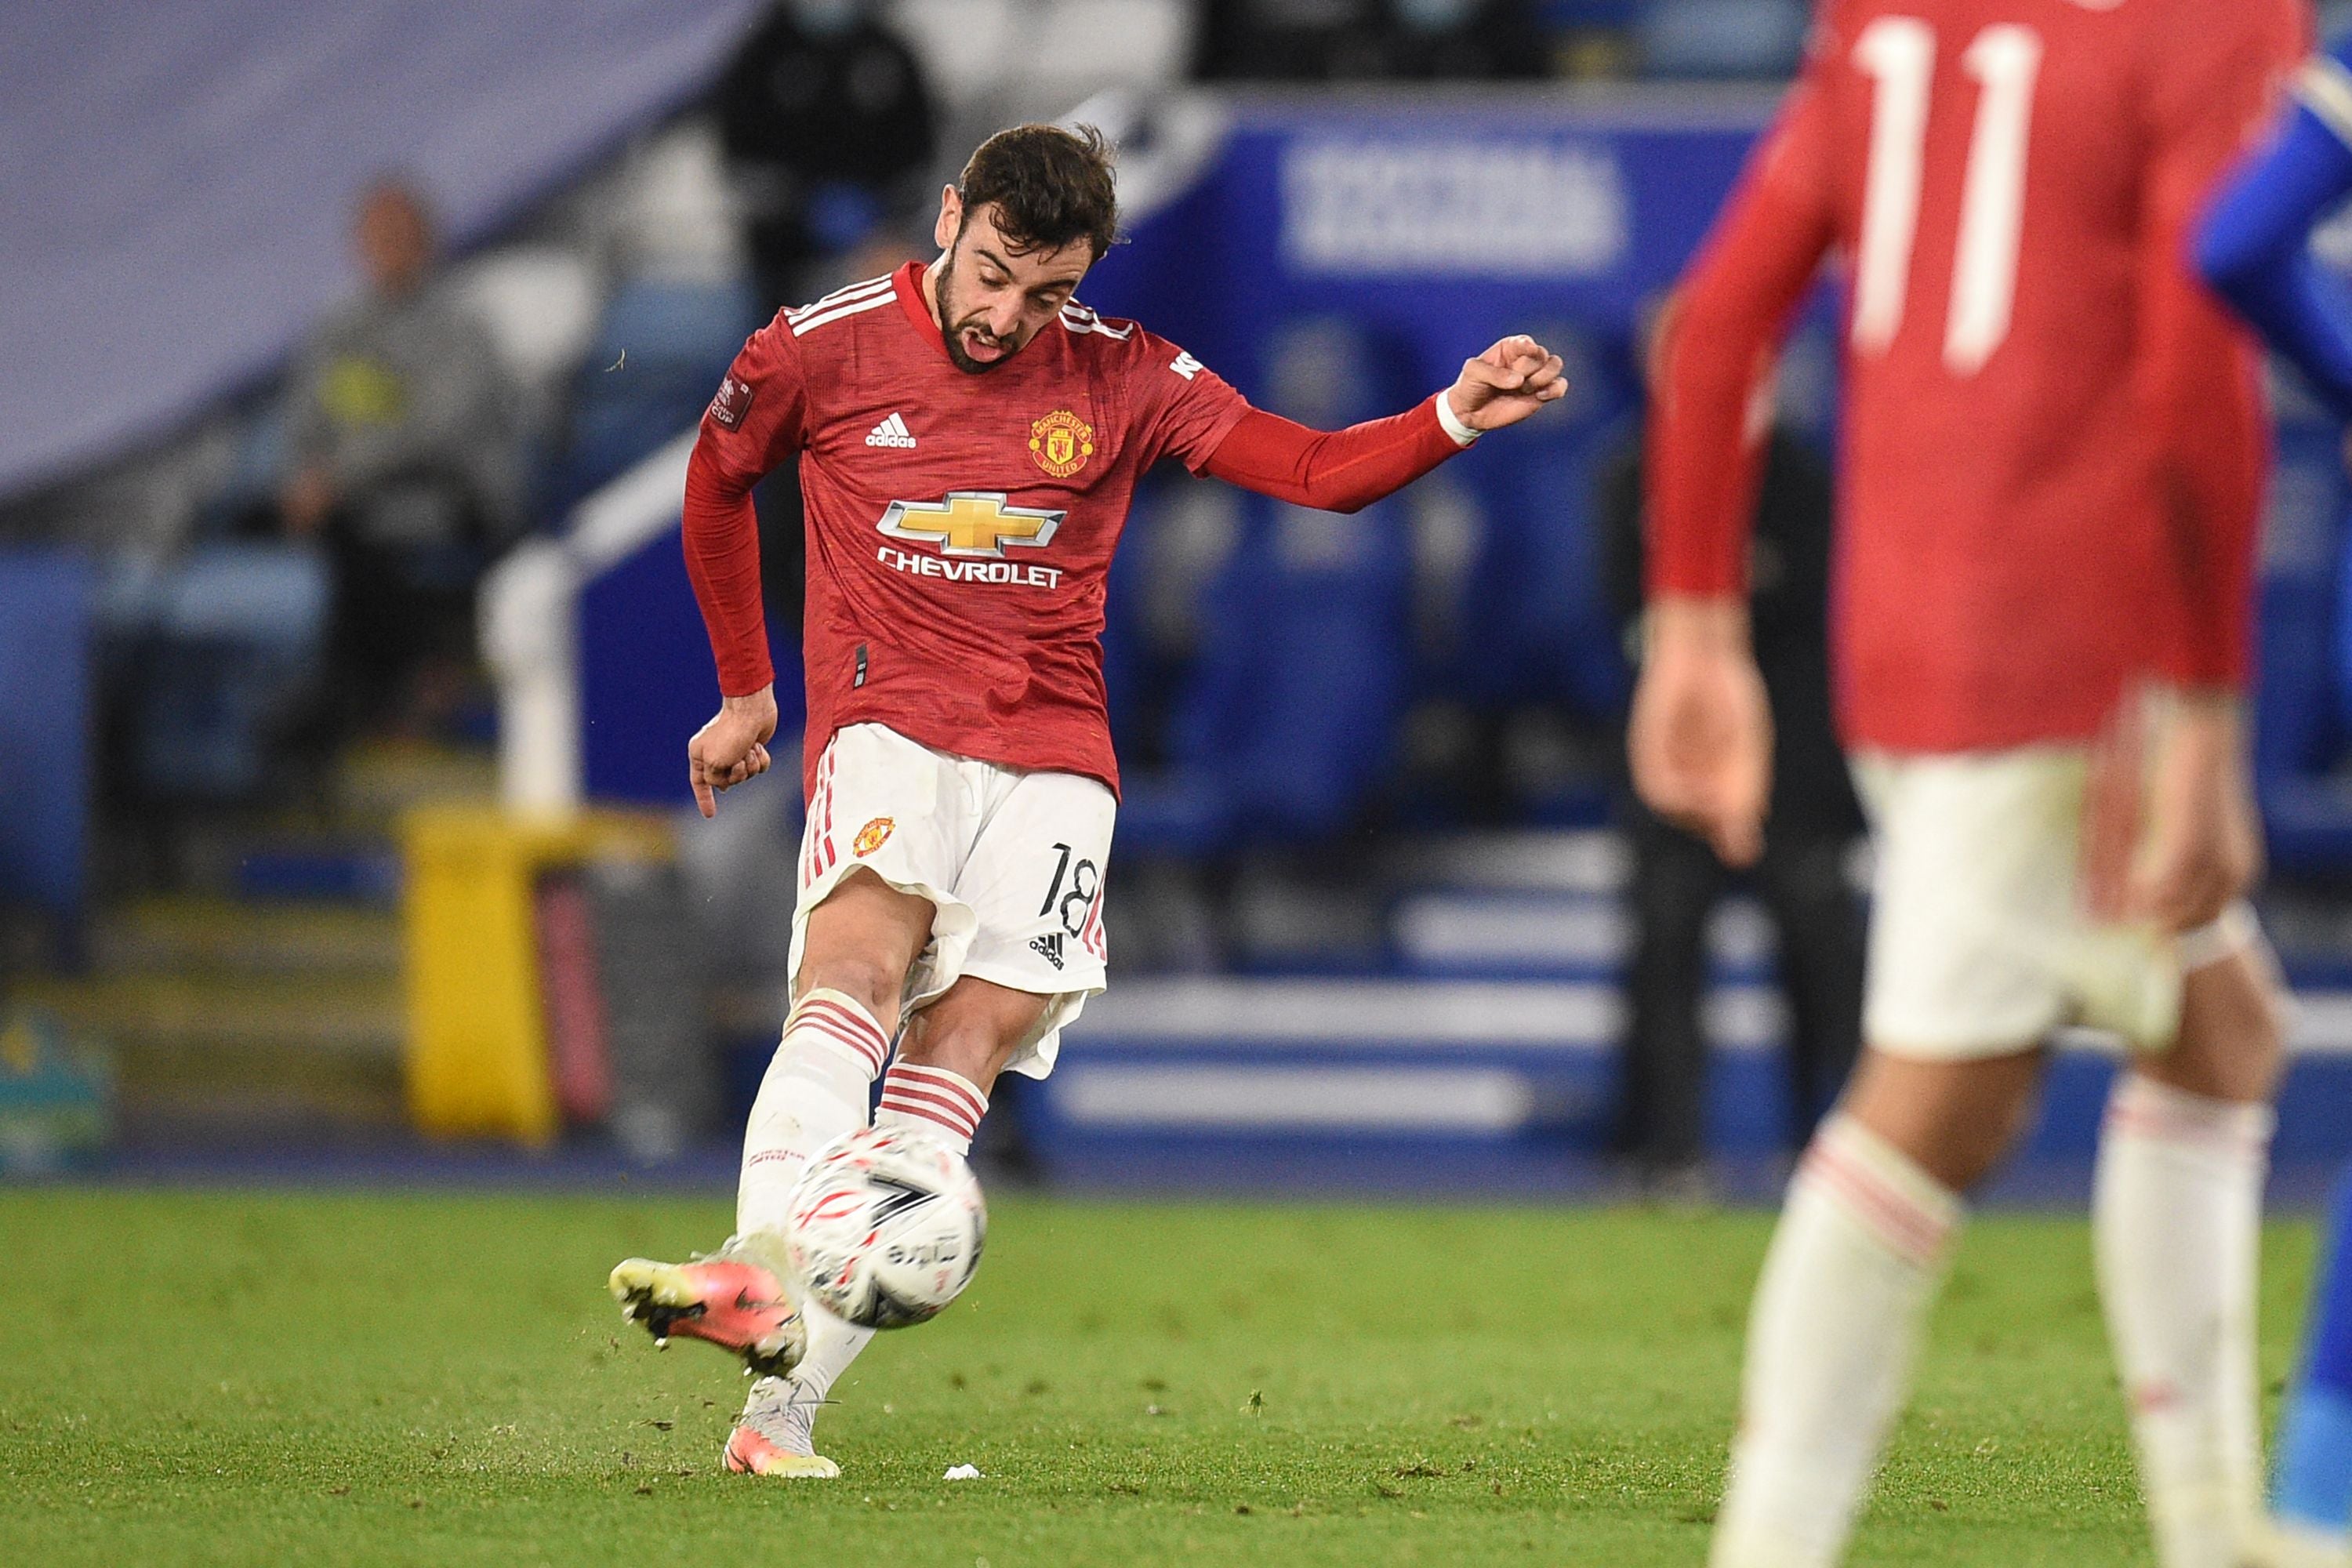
[1029,931,1065,971]
[866,412,916,449]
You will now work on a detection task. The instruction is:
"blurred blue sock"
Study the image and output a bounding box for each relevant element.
[2278,1173,2352,1537]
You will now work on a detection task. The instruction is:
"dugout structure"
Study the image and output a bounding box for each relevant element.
[401,805,711,1149]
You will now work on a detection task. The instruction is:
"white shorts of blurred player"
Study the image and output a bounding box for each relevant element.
[788,721,1114,1080]
[1855,746,2259,1060]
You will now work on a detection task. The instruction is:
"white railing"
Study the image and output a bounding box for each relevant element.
[480,430,697,815]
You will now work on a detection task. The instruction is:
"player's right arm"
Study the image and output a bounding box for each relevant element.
[681,318,811,817]
[2198,38,2352,420]
[2113,0,2304,928]
[1630,50,1840,866]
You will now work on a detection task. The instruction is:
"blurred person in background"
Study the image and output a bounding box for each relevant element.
[279,177,517,739]
[1632,0,2300,1562]
[1196,0,1545,82]
[1601,299,1863,1200]
[714,0,938,316]
[714,0,940,677]
[2198,31,2352,1567]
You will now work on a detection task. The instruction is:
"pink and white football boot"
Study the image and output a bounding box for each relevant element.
[608,1243,807,1379]
[722,1374,840,1479]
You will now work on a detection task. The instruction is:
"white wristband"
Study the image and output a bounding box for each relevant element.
[1434,392,1481,448]
[2176,900,2259,974]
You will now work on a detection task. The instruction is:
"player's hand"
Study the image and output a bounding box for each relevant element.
[688,685,778,819]
[1446,335,1569,433]
[1628,597,1773,867]
[2121,694,2260,933]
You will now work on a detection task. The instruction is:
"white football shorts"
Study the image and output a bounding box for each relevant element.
[789,722,1115,1080]
[1854,745,2259,1060]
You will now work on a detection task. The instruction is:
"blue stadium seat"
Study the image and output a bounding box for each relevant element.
[1443,326,1638,725]
[1146,321,1426,844]
[0,554,92,927]
[1171,498,1413,843]
[1636,0,1807,79]
[544,276,757,515]
[126,544,329,803]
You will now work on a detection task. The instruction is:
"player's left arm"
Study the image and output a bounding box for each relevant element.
[1196,336,1567,514]
[2122,0,2307,927]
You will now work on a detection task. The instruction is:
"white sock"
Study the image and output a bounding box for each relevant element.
[1712,1114,1964,1568]
[764,1054,992,1427]
[2095,1072,2274,1568]
[734,989,889,1243]
[786,1299,876,1414]
[875,1061,989,1156]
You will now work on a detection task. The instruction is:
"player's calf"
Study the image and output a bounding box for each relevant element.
[2100,927,2287,1568]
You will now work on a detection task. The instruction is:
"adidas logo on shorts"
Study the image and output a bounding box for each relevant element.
[866,412,916,449]
[1029,931,1065,971]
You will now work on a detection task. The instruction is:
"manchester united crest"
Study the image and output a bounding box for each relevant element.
[1029,409,1096,479]
[852,817,895,857]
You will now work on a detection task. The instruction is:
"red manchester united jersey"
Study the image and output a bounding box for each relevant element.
[693,263,1250,796]
[1650,0,2305,752]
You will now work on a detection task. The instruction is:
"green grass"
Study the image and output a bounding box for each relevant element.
[0,1189,2318,1566]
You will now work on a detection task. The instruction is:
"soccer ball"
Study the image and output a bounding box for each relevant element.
[783,1125,987,1329]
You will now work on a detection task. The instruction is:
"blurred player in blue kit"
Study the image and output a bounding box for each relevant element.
[2199,34,2352,1567]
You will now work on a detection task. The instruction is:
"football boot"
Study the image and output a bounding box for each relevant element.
[721,1375,840,1479]
[608,1243,807,1378]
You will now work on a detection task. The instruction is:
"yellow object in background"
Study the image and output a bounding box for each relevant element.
[399,806,669,1145]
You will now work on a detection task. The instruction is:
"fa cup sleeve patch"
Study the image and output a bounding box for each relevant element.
[708,375,755,430]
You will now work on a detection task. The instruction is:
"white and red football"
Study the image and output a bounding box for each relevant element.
[783,1125,988,1330]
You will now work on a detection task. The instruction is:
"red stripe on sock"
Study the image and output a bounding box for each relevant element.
[880,1076,985,1124]
[1804,1142,1947,1267]
[789,1009,887,1072]
[797,996,887,1050]
[878,1087,980,1139]
[2104,1103,2267,1160]
[887,1064,987,1121]
[798,1019,885,1073]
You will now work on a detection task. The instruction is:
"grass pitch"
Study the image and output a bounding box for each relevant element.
[0,1188,2316,1566]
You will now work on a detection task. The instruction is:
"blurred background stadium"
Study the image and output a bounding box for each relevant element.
[9,0,2352,1201]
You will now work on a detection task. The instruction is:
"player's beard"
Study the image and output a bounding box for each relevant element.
[933,260,1020,375]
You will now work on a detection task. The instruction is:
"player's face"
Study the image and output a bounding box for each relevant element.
[931,195,1092,374]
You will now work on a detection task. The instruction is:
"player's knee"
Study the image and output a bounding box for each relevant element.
[2154,951,2289,1105]
[1841,1047,2043,1192]
[795,953,905,1031]
[899,987,1050,1087]
[896,1013,1005,1087]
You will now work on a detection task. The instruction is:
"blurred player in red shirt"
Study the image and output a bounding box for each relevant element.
[1631,2,2304,1563]
[608,123,1566,1479]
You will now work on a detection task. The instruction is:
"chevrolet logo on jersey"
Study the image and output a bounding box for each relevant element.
[873,492,1067,590]
[877,492,1063,557]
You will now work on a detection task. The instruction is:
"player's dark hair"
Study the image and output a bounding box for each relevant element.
[956,123,1120,260]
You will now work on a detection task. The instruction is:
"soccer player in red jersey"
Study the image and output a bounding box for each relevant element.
[1629,2,2305,1563]
[608,124,1566,1478]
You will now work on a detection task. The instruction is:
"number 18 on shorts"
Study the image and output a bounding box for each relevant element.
[791,723,1116,1077]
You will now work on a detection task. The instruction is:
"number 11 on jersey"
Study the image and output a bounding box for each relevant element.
[1852,16,2045,375]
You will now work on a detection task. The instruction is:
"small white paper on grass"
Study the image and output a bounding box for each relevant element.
[943,1464,982,1481]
